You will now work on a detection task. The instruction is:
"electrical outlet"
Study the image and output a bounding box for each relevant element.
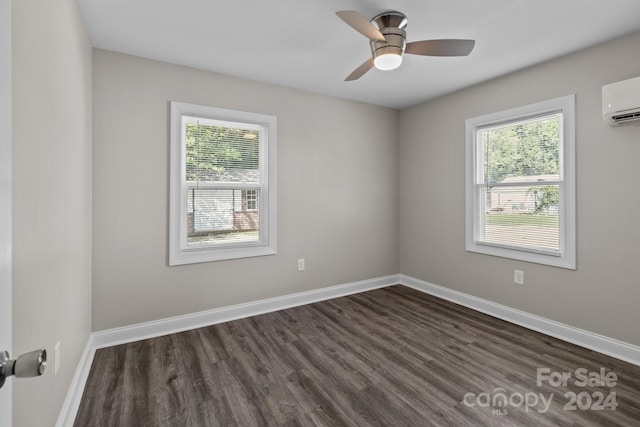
[54,341,61,375]
[514,270,524,285]
[297,258,305,272]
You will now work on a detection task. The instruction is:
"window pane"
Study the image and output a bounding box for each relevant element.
[477,114,561,252]
[481,114,560,185]
[186,188,260,246]
[480,184,559,252]
[184,120,262,247]
[185,122,260,184]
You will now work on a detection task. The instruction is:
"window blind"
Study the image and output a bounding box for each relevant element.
[184,118,262,247]
[476,113,561,253]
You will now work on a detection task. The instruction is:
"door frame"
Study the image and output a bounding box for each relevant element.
[0,0,12,423]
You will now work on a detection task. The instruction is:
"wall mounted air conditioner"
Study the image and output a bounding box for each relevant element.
[602,76,640,126]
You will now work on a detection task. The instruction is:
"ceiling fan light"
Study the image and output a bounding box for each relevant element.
[374,53,403,70]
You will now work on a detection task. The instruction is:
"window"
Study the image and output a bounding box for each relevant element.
[170,102,276,265]
[245,189,258,211]
[465,95,575,269]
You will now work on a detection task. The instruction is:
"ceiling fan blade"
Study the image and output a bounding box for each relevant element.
[405,39,475,56]
[345,58,375,81]
[336,11,386,42]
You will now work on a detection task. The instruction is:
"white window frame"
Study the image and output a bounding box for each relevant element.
[169,102,277,265]
[465,95,576,269]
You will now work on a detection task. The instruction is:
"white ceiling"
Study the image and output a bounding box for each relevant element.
[77,0,640,110]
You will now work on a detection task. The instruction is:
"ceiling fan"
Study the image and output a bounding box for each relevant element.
[336,10,475,81]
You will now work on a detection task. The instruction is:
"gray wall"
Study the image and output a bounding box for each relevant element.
[12,0,92,425]
[92,50,398,331]
[398,31,640,346]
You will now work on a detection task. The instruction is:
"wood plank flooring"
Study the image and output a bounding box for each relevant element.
[74,286,640,426]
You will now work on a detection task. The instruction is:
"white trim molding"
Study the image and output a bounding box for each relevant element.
[399,274,640,366]
[55,339,96,427]
[57,273,640,426]
[92,275,398,349]
[0,0,11,424]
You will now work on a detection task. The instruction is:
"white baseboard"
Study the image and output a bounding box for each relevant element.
[55,336,96,427]
[92,275,399,349]
[399,274,640,366]
[56,272,640,426]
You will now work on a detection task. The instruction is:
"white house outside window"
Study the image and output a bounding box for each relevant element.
[465,95,576,269]
[170,102,277,265]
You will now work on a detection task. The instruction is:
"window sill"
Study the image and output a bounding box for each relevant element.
[169,244,277,266]
[465,240,575,270]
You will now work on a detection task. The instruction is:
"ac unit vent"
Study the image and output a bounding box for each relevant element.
[611,110,640,124]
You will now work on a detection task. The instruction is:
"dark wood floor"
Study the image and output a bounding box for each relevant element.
[74,285,640,426]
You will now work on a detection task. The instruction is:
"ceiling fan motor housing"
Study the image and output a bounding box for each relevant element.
[369,11,408,61]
